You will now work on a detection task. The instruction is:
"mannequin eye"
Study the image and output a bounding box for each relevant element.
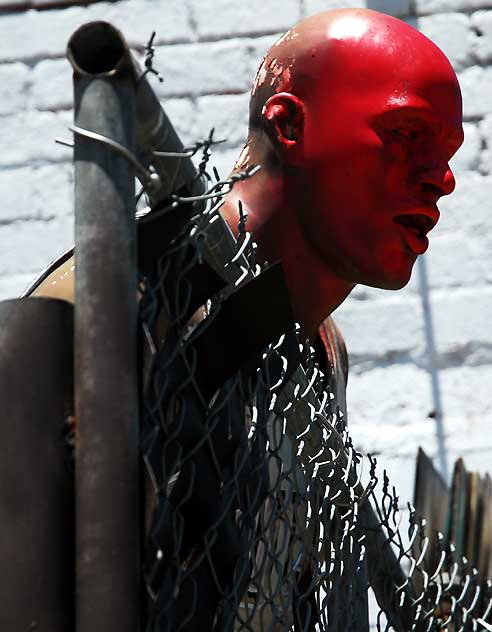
[391,127,420,142]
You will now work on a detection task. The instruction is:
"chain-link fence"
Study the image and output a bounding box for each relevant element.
[137,151,492,631]
[3,20,491,632]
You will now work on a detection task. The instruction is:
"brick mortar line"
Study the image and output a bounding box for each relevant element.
[349,354,492,369]
[0,158,73,170]
[0,213,70,225]
[0,29,288,67]
[0,216,44,227]
[416,8,492,17]
[16,88,251,105]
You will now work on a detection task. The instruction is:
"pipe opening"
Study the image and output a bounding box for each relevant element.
[68,21,127,75]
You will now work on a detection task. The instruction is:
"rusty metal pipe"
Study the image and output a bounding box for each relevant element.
[68,21,204,207]
[68,21,140,632]
[0,298,74,632]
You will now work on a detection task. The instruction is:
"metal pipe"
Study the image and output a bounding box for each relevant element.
[0,298,74,632]
[68,21,140,632]
[132,50,205,206]
[68,21,204,209]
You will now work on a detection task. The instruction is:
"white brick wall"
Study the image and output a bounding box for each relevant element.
[188,0,301,38]
[0,0,491,509]
[418,13,476,71]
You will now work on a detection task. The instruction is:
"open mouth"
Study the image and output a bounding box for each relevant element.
[393,213,438,255]
[393,213,436,237]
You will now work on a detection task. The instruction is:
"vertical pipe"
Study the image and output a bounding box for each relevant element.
[68,22,140,632]
[417,255,449,482]
[0,298,74,632]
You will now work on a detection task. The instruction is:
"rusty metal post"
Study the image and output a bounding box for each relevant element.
[0,298,74,631]
[68,22,139,632]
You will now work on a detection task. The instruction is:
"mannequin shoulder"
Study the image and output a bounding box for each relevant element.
[25,248,75,304]
[318,315,349,385]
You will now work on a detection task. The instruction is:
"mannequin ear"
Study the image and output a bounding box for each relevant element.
[262,92,305,152]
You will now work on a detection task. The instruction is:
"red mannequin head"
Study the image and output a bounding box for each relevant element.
[222,9,463,337]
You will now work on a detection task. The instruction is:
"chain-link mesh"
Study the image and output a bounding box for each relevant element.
[137,149,492,632]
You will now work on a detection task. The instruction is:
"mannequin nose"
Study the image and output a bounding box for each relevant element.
[419,164,456,198]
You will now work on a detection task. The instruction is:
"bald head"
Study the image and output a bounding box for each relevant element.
[248,9,459,139]
[225,9,462,335]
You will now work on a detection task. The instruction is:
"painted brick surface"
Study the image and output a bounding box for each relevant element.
[347,363,492,502]
[436,173,492,237]
[449,122,481,172]
[189,0,300,39]
[305,0,365,13]
[0,273,39,299]
[459,65,492,119]
[30,58,72,111]
[415,0,492,14]
[0,0,491,514]
[306,1,411,19]
[417,13,476,71]
[154,40,253,97]
[0,62,30,116]
[333,295,426,361]
[472,10,492,63]
[365,0,411,16]
[479,113,492,172]
[425,233,491,289]
[246,32,285,74]
[154,97,196,147]
[431,287,492,353]
[0,163,73,223]
[0,0,191,63]
[349,366,492,453]
[0,111,72,167]
[347,364,433,427]
[0,6,87,62]
[0,216,73,278]
[194,94,249,147]
[85,0,192,46]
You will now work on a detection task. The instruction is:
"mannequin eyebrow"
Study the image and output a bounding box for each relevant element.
[374,106,436,126]
[373,106,464,150]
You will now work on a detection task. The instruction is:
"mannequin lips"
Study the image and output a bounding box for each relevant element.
[393,211,439,255]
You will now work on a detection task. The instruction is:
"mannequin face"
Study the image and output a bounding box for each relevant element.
[293,18,464,289]
[266,13,464,290]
